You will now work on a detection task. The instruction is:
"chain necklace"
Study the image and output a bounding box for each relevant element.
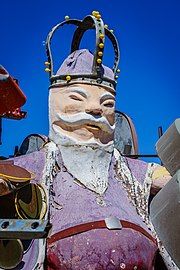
[114,149,152,226]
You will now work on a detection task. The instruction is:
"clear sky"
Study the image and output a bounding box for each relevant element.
[0,0,179,161]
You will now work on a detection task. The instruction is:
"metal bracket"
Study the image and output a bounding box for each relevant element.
[105,216,122,230]
[0,219,51,239]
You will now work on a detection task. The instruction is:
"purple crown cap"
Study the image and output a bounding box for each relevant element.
[56,49,114,81]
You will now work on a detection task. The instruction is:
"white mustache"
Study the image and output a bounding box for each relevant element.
[54,112,115,134]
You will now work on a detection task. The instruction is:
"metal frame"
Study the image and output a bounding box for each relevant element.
[45,14,120,89]
[0,219,51,239]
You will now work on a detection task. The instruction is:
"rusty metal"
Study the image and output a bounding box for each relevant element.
[0,65,26,116]
[17,134,48,156]
[2,108,27,120]
[114,111,138,156]
[0,65,27,151]
[0,118,2,145]
[123,144,132,155]
[0,163,33,181]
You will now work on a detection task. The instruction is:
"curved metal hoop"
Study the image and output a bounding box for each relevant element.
[71,15,105,76]
[45,15,120,84]
[71,19,120,76]
[105,28,120,74]
[46,19,81,77]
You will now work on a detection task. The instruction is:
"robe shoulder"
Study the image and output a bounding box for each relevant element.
[10,149,46,184]
[120,156,148,186]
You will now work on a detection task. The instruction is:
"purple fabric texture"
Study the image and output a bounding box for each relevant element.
[18,240,41,270]
[126,157,148,186]
[11,149,157,270]
[56,49,114,80]
[50,153,150,234]
[13,149,46,185]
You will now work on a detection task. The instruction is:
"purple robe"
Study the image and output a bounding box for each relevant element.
[11,147,158,270]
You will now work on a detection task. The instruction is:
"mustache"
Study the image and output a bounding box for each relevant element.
[53,112,115,134]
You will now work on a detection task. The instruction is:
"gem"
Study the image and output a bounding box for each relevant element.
[65,15,70,20]
[96,196,106,206]
[45,68,51,72]
[99,34,104,39]
[115,75,119,79]
[66,75,71,81]
[44,61,50,66]
[99,43,104,49]
[98,51,103,57]
[92,11,99,16]
[104,24,108,28]
[96,14,101,19]
[92,10,99,16]
[120,263,126,269]
[97,58,102,64]
[117,69,120,73]
[110,29,114,33]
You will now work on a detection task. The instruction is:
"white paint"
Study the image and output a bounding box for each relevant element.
[59,142,113,195]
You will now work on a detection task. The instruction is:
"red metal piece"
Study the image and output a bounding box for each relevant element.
[0,65,26,116]
[2,108,27,120]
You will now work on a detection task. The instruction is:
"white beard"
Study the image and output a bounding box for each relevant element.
[49,127,113,195]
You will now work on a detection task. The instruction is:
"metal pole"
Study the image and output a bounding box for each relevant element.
[158,126,163,165]
[158,126,163,138]
[124,154,158,158]
[0,118,2,145]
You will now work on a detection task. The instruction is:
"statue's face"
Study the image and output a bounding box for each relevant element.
[49,83,115,145]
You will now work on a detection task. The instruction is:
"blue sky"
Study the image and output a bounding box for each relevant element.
[0,0,179,161]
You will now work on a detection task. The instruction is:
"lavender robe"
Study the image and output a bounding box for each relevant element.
[10,147,158,270]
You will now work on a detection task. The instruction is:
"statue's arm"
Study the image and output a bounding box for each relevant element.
[150,164,171,195]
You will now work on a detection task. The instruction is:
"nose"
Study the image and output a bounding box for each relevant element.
[85,107,103,116]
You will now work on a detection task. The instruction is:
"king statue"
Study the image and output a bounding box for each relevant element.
[0,12,178,270]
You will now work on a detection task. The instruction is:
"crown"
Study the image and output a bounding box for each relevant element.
[45,11,120,91]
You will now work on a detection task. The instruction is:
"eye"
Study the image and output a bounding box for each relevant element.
[102,101,115,108]
[69,95,83,101]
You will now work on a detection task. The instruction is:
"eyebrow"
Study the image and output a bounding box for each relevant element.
[67,87,88,98]
[100,93,115,103]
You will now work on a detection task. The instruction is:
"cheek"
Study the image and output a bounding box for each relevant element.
[64,104,84,114]
[102,109,115,126]
[56,100,85,114]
